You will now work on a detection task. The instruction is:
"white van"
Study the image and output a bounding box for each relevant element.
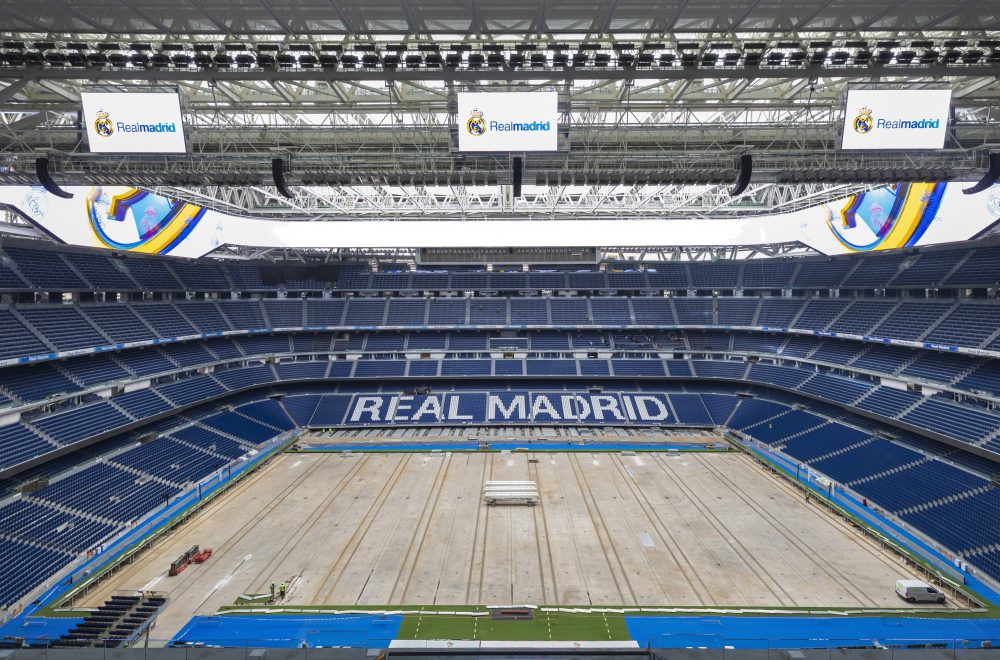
[895,579,945,604]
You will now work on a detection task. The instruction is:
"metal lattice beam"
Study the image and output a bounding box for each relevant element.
[0,30,997,220]
[139,182,876,221]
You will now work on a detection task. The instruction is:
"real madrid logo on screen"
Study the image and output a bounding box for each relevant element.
[93,109,114,138]
[853,106,874,134]
[466,108,486,136]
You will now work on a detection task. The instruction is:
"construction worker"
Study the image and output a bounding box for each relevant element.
[270,583,276,600]
[279,583,286,599]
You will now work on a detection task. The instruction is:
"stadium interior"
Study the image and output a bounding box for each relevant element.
[0,0,999,656]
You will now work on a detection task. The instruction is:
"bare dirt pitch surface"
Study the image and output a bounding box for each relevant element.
[82,450,943,639]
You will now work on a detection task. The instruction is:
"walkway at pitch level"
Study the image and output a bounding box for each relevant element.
[170,614,401,649]
[166,613,1000,650]
[297,441,718,452]
[625,616,1000,649]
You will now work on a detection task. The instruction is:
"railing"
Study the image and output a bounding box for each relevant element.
[0,635,995,654]
[650,635,999,652]
[3,315,1000,370]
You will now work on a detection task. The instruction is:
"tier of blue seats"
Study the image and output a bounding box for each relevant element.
[11,327,994,407]
[901,397,1000,444]
[3,247,87,290]
[31,462,181,524]
[200,408,290,444]
[0,425,52,469]
[110,437,222,487]
[0,500,116,555]
[667,393,714,425]
[698,393,739,424]
[32,402,132,446]
[0,310,49,360]
[167,425,251,461]
[23,243,1000,291]
[736,409,828,443]
[157,374,227,406]
[1,297,997,367]
[778,425,871,462]
[343,247,1000,292]
[0,327,998,475]
[0,539,74,611]
[850,461,988,514]
[720,396,784,429]
[843,253,908,288]
[854,386,923,417]
[901,490,1000,555]
[797,373,874,405]
[973,550,1000,581]
[810,439,924,484]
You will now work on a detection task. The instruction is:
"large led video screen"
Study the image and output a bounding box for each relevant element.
[81,92,187,153]
[841,89,951,150]
[1,182,997,258]
[456,92,559,152]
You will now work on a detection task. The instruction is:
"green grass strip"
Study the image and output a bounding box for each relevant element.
[397,610,630,642]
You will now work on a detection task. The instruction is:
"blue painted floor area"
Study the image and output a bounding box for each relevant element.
[301,441,711,452]
[170,615,402,649]
[5,616,83,644]
[626,616,1000,649]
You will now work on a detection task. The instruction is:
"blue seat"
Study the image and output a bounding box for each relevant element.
[83,304,155,343]
[18,306,107,351]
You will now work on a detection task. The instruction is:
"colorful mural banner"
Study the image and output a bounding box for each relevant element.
[86,187,207,254]
[827,182,947,252]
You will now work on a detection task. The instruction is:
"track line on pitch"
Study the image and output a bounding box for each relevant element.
[651,453,796,605]
[430,452,475,604]
[281,453,404,603]
[547,452,596,604]
[700,453,910,609]
[241,453,371,599]
[162,454,330,609]
[390,451,452,603]
[528,455,556,603]
[467,452,494,604]
[598,454,679,603]
[566,453,632,603]
[315,453,411,603]
[608,453,713,603]
[700,453,884,606]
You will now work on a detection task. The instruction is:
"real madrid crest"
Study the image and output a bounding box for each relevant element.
[853,106,873,134]
[466,108,486,136]
[94,109,114,137]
